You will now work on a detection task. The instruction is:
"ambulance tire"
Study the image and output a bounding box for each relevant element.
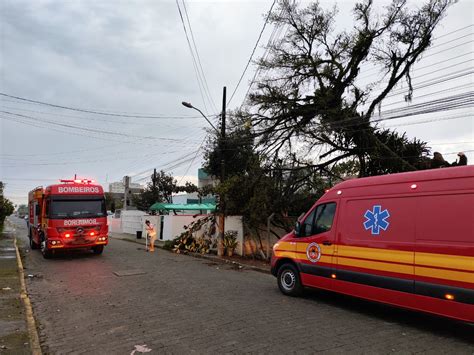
[277,263,303,297]
[92,246,104,255]
[29,231,39,250]
[40,235,52,259]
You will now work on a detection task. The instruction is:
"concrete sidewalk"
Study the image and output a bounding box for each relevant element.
[109,232,271,274]
[0,228,29,354]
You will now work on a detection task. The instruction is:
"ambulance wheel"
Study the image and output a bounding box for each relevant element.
[30,233,39,250]
[40,236,52,259]
[92,246,104,255]
[277,263,303,296]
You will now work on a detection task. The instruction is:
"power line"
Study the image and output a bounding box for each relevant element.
[240,10,287,111]
[1,113,206,153]
[133,152,204,183]
[0,105,204,128]
[227,0,277,106]
[181,0,218,113]
[130,150,201,179]
[176,0,211,114]
[177,135,208,186]
[357,24,473,76]
[0,110,198,142]
[358,51,473,82]
[0,93,209,119]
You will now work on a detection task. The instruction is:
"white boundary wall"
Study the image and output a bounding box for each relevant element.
[114,212,244,256]
[121,210,147,235]
[142,214,244,255]
[107,216,122,234]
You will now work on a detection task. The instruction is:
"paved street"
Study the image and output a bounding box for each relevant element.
[9,217,474,354]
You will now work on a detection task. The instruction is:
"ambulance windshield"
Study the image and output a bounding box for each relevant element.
[49,199,106,219]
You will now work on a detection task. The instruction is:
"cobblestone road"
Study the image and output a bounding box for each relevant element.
[11,219,473,354]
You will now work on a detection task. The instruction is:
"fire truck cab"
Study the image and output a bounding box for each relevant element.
[28,178,109,258]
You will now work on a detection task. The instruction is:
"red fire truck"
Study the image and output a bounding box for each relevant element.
[28,178,109,258]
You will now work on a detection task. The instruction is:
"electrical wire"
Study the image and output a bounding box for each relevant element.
[176,0,211,114]
[0,110,198,142]
[227,0,277,106]
[0,93,207,119]
[181,0,218,113]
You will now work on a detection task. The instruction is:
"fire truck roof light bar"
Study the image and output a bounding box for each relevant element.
[59,178,96,184]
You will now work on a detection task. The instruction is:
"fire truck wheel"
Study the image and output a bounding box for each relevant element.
[29,232,39,250]
[40,236,52,259]
[92,246,104,255]
[277,263,303,297]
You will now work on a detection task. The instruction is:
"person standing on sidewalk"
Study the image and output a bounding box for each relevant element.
[145,220,157,252]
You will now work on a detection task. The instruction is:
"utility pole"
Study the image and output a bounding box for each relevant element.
[181,87,227,257]
[217,86,226,257]
[123,176,130,211]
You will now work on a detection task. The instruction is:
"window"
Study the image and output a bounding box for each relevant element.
[313,202,336,234]
[49,199,106,219]
[302,209,316,237]
[45,200,50,216]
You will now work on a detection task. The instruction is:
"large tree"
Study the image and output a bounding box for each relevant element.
[132,171,205,212]
[203,119,328,236]
[132,170,177,212]
[245,0,452,177]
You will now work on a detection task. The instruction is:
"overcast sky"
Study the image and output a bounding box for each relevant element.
[1,0,472,206]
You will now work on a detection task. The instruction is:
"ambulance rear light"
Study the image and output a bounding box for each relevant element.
[444,293,455,301]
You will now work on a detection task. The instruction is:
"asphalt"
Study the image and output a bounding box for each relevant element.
[0,223,269,353]
[109,231,271,274]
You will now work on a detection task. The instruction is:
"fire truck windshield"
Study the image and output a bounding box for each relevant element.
[48,199,106,219]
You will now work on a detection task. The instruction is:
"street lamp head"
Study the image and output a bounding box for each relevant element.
[182,101,193,109]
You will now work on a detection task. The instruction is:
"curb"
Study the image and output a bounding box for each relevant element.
[111,235,271,275]
[14,238,42,355]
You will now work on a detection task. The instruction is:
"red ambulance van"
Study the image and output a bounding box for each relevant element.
[271,166,473,322]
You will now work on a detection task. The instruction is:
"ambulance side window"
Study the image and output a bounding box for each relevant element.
[312,202,336,234]
[302,209,316,237]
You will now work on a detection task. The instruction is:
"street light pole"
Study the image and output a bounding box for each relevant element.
[181,86,227,257]
[217,87,226,257]
[181,101,219,133]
